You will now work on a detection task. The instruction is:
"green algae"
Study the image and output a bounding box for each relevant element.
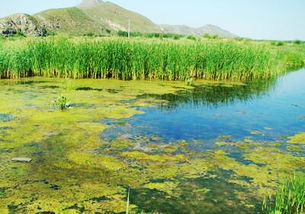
[0,78,304,213]
[287,145,304,152]
[120,151,187,163]
[144,181,179,196]
[289,132,305,145]
[212,140,305,197]
[0,78,197,213]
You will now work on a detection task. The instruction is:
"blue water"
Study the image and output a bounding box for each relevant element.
[0,114,13,122]
[102,69,305,143]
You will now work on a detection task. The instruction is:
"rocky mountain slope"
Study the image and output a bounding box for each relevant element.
[0,0,236,37]
[0,13,47,36]
[34,7,106,35]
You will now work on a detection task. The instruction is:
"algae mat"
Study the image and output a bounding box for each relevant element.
[0,76,304,214]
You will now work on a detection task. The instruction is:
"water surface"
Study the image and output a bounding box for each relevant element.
[0,70,304,214]
[103,69,305,144]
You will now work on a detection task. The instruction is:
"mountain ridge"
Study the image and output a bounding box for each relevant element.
[78,0,105,8]
[0,0,237,38]
[160,24,236,37]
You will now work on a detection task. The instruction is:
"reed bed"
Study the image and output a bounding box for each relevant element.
[263,175,305,214]
[0,38,303,80]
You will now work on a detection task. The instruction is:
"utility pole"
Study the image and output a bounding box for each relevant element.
[128,19,131,39]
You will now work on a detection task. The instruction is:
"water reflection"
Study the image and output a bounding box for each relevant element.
[103,69,305,142]
[139,78,277,110]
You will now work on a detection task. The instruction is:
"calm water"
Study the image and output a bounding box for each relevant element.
[103,69,305,144]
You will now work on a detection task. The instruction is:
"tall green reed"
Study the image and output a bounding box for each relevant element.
[262,174,305,214]
[0,38,302,81]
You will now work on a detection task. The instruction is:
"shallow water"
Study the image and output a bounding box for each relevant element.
[0,71,304,214]
[103,69,305,144]
[0,114,13,122]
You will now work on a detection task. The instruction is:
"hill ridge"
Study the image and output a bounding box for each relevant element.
[0,1,237,37]
[78,0,105,8]
[160,24,236,37]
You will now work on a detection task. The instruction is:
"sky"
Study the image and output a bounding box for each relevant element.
[0,0,304,40]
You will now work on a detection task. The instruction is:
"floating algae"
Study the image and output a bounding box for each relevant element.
[0,73,304,213]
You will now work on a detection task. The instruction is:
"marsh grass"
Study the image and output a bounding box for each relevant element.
[262,175,305,214]
[53,95,69,110]
[0,38,304,81]
[126,188,130,214]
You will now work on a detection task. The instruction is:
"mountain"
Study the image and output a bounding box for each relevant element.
[34,7,107,35]
[77,0,162,33]
[160,24,236,38]
[0,0,236,37]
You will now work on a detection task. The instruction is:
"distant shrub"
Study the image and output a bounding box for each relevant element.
[277,42,284,46]
[130,32,142,37]
[187,35,197,41]
[173,35,181,40]
[203,34,220,40]
[235,37,251,42]
[271,41,284,46]
[84,32,95,37]
[235,37,245,41]
[146,33,166,38]
[16,31,26,37]
[46,31,56,36]
[117,30,128,37]
[83,32,107,37]
[293,40,302,45]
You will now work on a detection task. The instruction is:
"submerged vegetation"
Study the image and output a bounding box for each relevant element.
[0,37,304,81]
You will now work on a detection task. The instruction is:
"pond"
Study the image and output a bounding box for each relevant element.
[0,69,304,214]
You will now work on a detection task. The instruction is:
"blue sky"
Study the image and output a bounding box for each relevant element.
[0,0,304,40]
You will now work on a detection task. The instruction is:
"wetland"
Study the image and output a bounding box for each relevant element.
[0,68,305,213]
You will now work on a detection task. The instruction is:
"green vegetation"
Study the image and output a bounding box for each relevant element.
[187,35,197,41]
[53,95,69,110]
[263,175,305,214]
[117,30,185,39]
[0,37,304,81]
[203,33,220,39]
[289,132,305,144]
[271,41,285,46]
[293,40,303,45]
